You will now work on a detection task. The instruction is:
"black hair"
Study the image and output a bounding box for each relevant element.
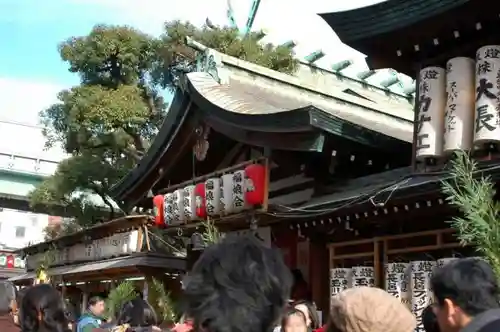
[0,280,16,314]
[291,269,305,284]
[431,257,500,316]
[293,300,319,329]
[281,309,306,331]
[117,297,158,327]
[20,284,70,332]
[422,305,440,332]
[183,235,292,332]
[88,296,104,308]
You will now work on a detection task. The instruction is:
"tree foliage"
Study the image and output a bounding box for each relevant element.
[155,21,298,87]
[31,21,298,236]
[441,151,500,278]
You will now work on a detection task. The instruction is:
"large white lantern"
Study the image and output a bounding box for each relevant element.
[172,189,185,224]
[220,174,234,214]
[474,45,500,144]
[205,178,221,216]
[232,170,248,213]
[163,193,174,225]
[183,185,197,221]
[444,57,475,152]
[416,67,446,159]
[410,261,436,332]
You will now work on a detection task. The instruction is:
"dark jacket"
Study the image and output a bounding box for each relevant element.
[462,309,500,332]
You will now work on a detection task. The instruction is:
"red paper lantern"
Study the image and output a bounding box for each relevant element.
[244,164,266,205]
[153,195,165,227]
[195,183,207,219]
[7,255,14,269]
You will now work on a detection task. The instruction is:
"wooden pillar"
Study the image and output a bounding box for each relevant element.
[81,285,88,314]
[309,238,329,320]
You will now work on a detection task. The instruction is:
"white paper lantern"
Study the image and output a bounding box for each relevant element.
[384,263,411,308]
[350,266,375,288]
[220,174,234,214]
[232,170,249,212]
[444,57,476,153]
[330,268,351,299]
[410,261,436,332]
[183,185,197,221]
[164,193,174,225]
[172,189,185,224]
[474,45,500,144]
[416,67,446,159]
[205,178,221,216]
[14,257,23,268]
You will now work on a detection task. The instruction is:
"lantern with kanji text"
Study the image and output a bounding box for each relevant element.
[164,193,174,225]
[183,185,197,221]
[172,189,185,224]
[232,170,248,212]
[205,178,221,216]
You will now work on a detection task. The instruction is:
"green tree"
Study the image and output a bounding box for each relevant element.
[31,22,298,238]
[30,25,166,230]
[154,21,298,88]
[441,151,500,278]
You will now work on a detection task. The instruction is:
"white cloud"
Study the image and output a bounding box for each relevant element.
[0,78,67,161]
[0,78,63,125]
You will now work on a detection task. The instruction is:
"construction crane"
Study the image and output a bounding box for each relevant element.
[226,0,262,37]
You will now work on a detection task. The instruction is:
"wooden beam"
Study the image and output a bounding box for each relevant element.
[216,142,244,169]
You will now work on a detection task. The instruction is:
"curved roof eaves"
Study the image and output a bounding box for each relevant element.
[319,0,468,44]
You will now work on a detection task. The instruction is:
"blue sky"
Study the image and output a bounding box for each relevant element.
[0,0,386,128]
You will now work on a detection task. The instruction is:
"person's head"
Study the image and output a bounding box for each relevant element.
[327,287,415,332]
[88,296,106,317]
[20,284,70,332]
[293,301,319,329]
[431,258,499,332]
[183,235,292,332]
[117,298,158,327]
[281,309,307,332]
[422,305,440,332]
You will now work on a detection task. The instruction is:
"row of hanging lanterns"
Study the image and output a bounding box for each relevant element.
[0,254,25,269]
[153,163,267,227]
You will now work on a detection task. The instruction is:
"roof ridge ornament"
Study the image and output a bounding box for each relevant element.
[195,48,229,84]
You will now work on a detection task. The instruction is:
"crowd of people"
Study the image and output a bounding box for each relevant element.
[0,235,499,332]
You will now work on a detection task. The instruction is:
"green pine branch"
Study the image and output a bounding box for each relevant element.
[105,280,137,320]
[441,150,500,278]
[200,219,222,245]
[148,278,177,324]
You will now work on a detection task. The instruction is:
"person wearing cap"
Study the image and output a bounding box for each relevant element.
[327,286,416,332]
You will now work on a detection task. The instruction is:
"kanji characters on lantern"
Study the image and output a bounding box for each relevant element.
[164,193,174,226]
[205,178,221,216]
[183,185,197,221]
[158,163,268,224]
